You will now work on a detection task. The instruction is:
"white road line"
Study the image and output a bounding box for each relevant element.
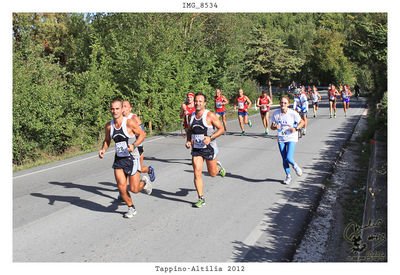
[13,136,165,179]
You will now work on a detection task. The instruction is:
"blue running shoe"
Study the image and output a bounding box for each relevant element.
[148,165,156,182]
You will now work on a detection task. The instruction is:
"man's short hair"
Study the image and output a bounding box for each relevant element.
[195,92,207,102]
[111,99,123,107]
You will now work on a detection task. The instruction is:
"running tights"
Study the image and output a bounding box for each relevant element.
[278,142,297,175]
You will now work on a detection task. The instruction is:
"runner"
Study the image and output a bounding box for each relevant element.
[99,99,152,219]
[354,84,360,100]
[311,85,322,118]
[185,92,226,208]
[256,89,272,135]
[270,96,305,185]
[293,86,309,135]
[180,92,196,137]
[214,89,229,132]
[234,88,252,135]
[122,100,155,181]
[341,85,353,117]
[328,84,340,118]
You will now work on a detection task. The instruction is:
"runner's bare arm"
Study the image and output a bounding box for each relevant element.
[245,96,252,108]
[131,114,142,125]
[267,95,272,106]
[180,103,187,118]
[127,119,146,151]
[204,112,224,145]
[99,122,111,159]
[222,96,229,105]
[185,127,192,148]
[256,97,261,107]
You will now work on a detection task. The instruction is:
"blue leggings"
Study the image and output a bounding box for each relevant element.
[278,142,297,175]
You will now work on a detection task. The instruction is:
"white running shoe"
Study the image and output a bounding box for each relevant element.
[302,128,306,135]
[283,174,292,185]
[294,164,303,176]
[124,206,137,218]
[142,175,152,195]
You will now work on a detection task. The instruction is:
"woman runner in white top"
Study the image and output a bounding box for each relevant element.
[311,85,322,118]
[271,96,305,185]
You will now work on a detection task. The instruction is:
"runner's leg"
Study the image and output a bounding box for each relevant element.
[278,142,291,175]
[192,156,205,198]
[114,169,133,205]
[206,157,219,177]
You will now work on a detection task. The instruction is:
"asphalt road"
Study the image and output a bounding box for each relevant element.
[13,95,366,262]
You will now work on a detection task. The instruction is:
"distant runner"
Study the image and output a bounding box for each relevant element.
[180,92,196,137]
[185,92,226,208]
[234,88,252,135]
[341,85,353,117]
[214,89,229,132]
[293,87,309,135]
[328,84,340,118]
[99,100,151,219]
[256,89,272,135]
[271,96,305,185]
[354,84,360,100]
[311,85,322,118]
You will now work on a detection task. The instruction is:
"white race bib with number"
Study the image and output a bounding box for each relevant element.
[192,134,206,149]
[278,126,291,141]
[261,105,268,111]
[216,101,223,109]
[238,102,244,109]
[115,141,130,157]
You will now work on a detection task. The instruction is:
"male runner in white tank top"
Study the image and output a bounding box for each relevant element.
[99,100,151,219]
[185,92,226,208]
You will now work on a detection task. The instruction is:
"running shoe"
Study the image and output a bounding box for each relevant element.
[294,164,303,176]
[241,131,246,136]
[148,165,156,182]
[283,174,292,185]
[217,161,226,177]
[344,113,347,117]
[302,128,306,135]
[193,198,206,208]
[124,206,137,218]
[334,114,336,118]
[117,193,122,200]
[142,175,152,195]
[329,115,332,119]
[313,114,316,118]
[248,120,253,127]
[265,129,269,135]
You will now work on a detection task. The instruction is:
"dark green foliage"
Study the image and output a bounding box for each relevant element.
[12,13,387,165]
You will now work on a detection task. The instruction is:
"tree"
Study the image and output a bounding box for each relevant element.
[244,28,304,99]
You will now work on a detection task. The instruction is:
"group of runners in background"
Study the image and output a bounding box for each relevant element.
[99,84,358,218]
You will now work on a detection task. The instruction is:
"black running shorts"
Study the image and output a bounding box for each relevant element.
[192,145,215,160]
[112,155,140,175]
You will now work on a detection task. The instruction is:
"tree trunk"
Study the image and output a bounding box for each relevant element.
[268,79,273,103]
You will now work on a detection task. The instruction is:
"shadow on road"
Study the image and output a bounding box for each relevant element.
[150,188,196,205]
[230,100,366,262]
[30,181,124,215]
[30,192,125,215]
[181,170,282,183]
[144,156,192,166]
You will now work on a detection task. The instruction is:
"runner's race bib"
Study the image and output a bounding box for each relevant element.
[216,101,223,109]
[278,126,291,141]
[330,96,335,100]
[238,102,244,109]
[261,105,268,111]
[115,141,130,157]
[192,134,206,149]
